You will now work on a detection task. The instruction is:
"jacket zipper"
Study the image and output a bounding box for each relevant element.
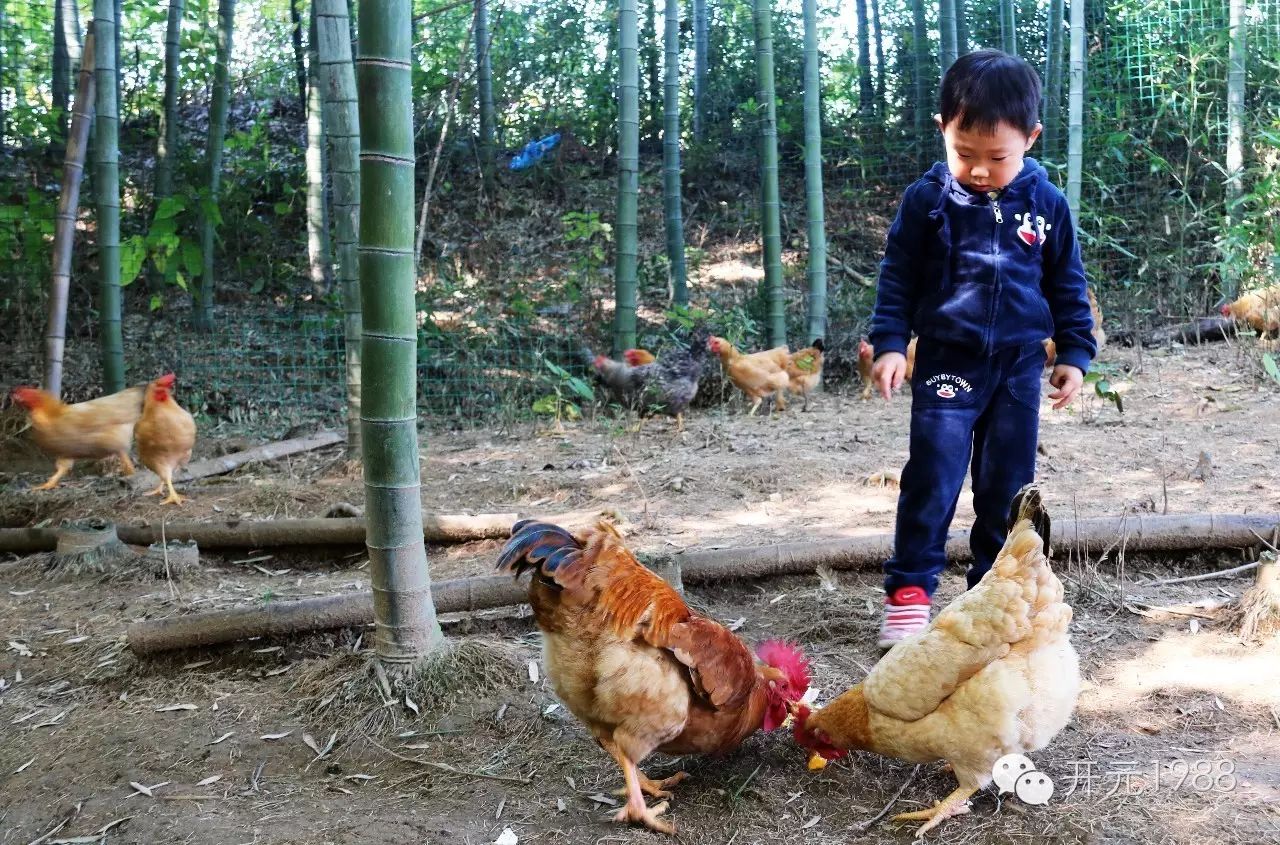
[986,191,1003,353]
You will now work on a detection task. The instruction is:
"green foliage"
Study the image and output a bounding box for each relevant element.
[1262,352,1280,386]
[534,356,595,423]
[1084,370,1124,413]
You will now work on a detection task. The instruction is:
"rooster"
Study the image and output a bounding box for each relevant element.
[134,373,197,505]
[11,384,146,489]
[497,519,811,834]
[791,485,1078,837]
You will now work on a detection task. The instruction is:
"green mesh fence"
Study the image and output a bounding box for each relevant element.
[1,0,1278,432]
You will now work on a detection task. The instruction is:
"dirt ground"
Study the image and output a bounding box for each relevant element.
[2,342,1279,845]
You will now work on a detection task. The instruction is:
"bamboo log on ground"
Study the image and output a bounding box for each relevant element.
[125,430,344,490]
[123,512,1280,655]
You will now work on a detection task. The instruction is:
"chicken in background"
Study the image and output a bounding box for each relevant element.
[497,519,811,834]
[1043,285,1106,367]
[587,329,709,430]
[784,339,824,411]
[708,336,791,415]
[1219,283,1280,338]
[10,384,146,489]
[858,337,916,399]
[791,485,1078,837]
[134,373,197,505]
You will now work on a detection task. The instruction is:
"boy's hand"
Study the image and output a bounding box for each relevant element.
[1048,364,1084,410]
[872,352,908,401]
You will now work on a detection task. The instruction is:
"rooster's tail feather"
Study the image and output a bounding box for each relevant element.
[496,520,583,580]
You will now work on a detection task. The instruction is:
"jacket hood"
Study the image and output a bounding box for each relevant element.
[924,158,1046,200]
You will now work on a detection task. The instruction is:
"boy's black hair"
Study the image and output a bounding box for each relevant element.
[940,50,1042,136]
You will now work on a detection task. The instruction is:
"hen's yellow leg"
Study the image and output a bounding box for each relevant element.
[747,397,763,416]
[35,458,74,490]
[892,785,976,837]
[161,472,186,506]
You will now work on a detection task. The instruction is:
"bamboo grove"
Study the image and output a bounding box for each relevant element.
[0,0,1278,408]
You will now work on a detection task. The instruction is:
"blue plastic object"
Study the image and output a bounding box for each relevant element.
[509,132,562,171]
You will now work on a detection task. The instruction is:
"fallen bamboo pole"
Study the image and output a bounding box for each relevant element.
[0,513,519,553]
[125,512,1280,655]
[124,430,345,491]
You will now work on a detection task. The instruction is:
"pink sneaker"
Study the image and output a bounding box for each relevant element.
[878,586,931,648]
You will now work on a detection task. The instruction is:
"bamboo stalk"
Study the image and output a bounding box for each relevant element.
[316,0,363,458]
[53,0,70,140]
[854,0,873,117]
[1224,0,1246,300]
[661,0,687,307]
[692,0,707,141]
[1041,0,1064,160]
[612,0,640,354]
[1065,0,1084,220]
[1000,0,1016,55]
[644,0,660,144]
[290,0,307,106]
[306,0,334,298]
[871,0,885,118]
[754,0,785,349]
[194,0,237,331]
[123,512,1280,655]
[938,0,957,73]
[801,0,826,345]
[910,0,928,153]
[358,0,445,663]
[94,0,125,393]
[45,24,97,398]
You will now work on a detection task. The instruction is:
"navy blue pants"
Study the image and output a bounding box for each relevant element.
[884,338,1046,597]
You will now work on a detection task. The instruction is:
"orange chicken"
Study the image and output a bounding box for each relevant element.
[622,348,656,366]
[10,384,145,489]
[707,336,791,415]
[134,373,197,505]
[1220,283,1280,336]
[784,339,824,410]
[791,486,1078,837]
[497,519,811,834]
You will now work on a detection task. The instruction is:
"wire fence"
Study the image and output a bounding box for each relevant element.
[0,0,1278,431]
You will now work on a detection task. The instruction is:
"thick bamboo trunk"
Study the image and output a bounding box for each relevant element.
[149,0,185,294]
[317,0,362,458]
[801,0,826,345]
[612,0,640,354]
[123,512,1280,655]
[871,0,885,119]
[194,0,236,331]
[910,0,928,155]
[357,0,444,663]
[955,0,968,57]
[1000,0,1016,54]
[306,1,333,298]
[662,0,687,307]
[692,0,707,141]
[45,25,97,398]
[754,0,785,349]
[94,0,125,393]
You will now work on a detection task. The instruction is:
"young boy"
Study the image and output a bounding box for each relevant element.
[870,50,1097,648]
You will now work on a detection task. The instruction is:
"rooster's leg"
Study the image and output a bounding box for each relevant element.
[599,739,675,834]
[612,769,689,799]
[34,458,74,490]
[747,397,763,416]
[142,483,166,497]
[892,784,976,837]
[117,452,136,476]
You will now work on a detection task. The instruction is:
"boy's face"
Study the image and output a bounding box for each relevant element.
[935,115,1042,194]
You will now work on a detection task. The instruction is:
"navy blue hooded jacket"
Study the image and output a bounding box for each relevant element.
[869,159,1097,374]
